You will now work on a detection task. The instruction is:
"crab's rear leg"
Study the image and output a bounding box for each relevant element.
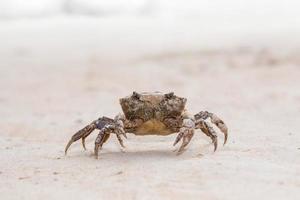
[195,111,228,146]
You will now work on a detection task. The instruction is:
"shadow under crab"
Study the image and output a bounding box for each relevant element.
[65,91,228,159]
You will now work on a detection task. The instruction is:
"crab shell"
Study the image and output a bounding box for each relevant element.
[119,92,187,120]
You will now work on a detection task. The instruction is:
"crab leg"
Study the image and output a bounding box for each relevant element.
[176,129,195,154]
[65,121,97,155]
[94,131,125,159]
[116,134,125,148]
[94,133,111,151]
[195,111,228,145]
[94,125,116,159]
[195,120,218,151]
[173,118,195,154]
[82,137,87,150]
[94,118,127,159]
[114,115,127,148]
[65,116,115,155]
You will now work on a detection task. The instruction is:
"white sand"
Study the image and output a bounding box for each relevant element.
[0,17,300,200]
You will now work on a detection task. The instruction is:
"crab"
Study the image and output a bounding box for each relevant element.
[65,92,228,158]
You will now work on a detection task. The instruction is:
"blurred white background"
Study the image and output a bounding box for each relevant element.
[0,2,300,200]
[0,0,300,21]
[1,0,300,66]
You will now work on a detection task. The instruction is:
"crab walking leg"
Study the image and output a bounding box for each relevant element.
[116,134,125,148]
[94,134,104,159]
[94,123,127,159]
[102,133,111,144]
[177,129,195,154]
[173,118,195,154]
[81,126,110,150]
[65,116,115,155]
[95,133,111,151]
[173,130,184,146]
[195,111,228,145]
[82,134,95,150]
[94,125,114,159]
[114,116,127,148]
[195,120,218,151]
[65,121,97,155]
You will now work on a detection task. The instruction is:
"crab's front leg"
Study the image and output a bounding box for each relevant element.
[195,111,228,146]
[173,117,195,154]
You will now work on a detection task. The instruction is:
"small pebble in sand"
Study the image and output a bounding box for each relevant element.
[114,171,123,176]
[196,153,204,157]
[18,176,30,180]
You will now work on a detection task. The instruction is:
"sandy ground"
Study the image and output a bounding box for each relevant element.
[0,18,300,200]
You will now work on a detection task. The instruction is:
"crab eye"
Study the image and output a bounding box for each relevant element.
[132,91,141,99]
[164,92,174,99]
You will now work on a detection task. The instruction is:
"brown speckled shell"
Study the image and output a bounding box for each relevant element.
[119,92,187,121]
